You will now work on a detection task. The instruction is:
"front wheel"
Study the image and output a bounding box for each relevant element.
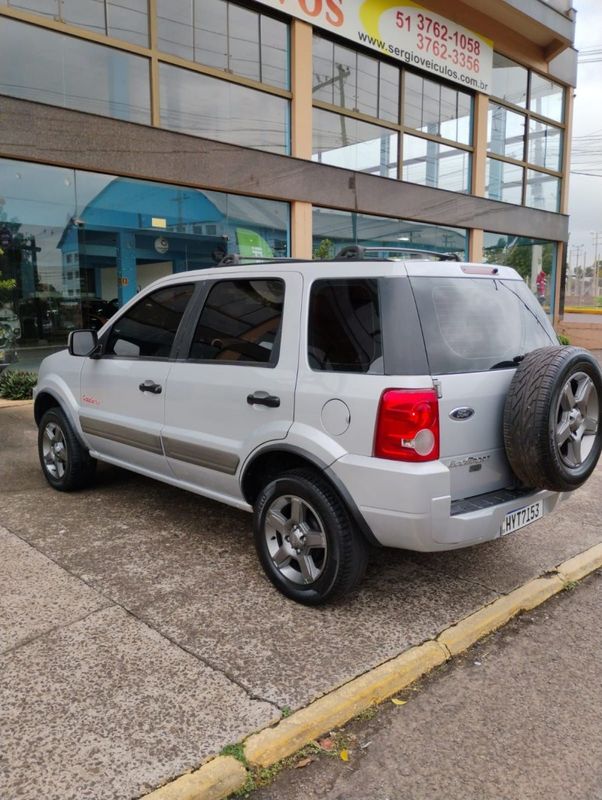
[253,469,368,605]
[38,407,96,491]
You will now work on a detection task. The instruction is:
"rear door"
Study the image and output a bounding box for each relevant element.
[161,271,303,503]
[407,267,557,500]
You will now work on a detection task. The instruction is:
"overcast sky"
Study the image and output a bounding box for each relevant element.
[567,0,602,267]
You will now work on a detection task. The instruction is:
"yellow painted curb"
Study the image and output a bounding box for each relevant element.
[564,307,602,315]
[557,543,602,583]
[141,756,246,800]
[438,575,565,657]
[140,543,602,799]
[244,640,447,768]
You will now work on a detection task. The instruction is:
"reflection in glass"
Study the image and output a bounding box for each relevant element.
[530,74,564,122]
[312,109,398,177]
[8,0,149,45]
[0,156,290,371]
[526,170,560,212]
[485,158,523,204]
[483,231,557,315]
[0,18,151,123]
[487,103,525,160]
[312,207,468,259]
[157,0,289,89]
[404,73,472,145]
[312,36,399,122]
[528,119,562,171]
[159,64,290,155]
[491,53,528,108]
[402,135,471,193]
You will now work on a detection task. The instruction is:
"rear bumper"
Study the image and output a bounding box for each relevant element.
[330,454,567,552]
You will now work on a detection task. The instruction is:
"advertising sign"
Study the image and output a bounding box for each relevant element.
[256,0,493,94]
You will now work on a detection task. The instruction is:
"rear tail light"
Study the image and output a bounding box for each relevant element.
[374,389,440,462]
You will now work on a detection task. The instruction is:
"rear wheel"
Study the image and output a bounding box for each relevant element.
[38,407,96,491]
[503,346,602,492]
[253,469,368,605]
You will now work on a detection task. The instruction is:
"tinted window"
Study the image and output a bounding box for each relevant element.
[308,279,382,373]
[106,284,194,358]
[409,277,555,374]
[190,279,284,364]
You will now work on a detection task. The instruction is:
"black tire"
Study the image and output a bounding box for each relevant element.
[38,407,97,491]
[503,346,602,492]
[253,469,368,605]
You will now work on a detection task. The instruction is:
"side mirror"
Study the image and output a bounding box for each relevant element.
[68,329,99,357]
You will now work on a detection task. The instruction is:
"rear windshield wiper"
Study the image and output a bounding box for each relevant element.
[489,354,525,370]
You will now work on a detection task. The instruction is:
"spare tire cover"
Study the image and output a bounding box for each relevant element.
[503,346,602,492]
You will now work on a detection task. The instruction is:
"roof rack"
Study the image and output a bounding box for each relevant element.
[333,245,460,262]
[217,254,312,267]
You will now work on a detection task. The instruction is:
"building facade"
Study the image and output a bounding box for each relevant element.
[0,0,576,370]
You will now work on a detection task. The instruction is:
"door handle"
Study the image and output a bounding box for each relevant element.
[139,380,162,395]
[247,391,280,408]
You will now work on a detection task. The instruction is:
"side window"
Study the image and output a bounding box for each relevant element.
[308,279,382,373]
[189,279,284,365]
[105,284,194,359]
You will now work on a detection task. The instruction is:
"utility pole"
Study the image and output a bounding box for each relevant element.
[591,231,602,300]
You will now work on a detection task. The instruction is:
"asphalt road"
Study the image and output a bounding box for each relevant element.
[254,571,602,800]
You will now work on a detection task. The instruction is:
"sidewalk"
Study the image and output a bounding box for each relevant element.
[1,403,602,799]
[253,570,602,800]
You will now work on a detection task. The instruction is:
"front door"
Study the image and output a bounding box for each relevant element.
[162,272,302,503]
[79,282,195,479]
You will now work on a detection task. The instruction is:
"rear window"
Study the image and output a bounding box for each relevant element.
[308,279,382,373]
[410,276,556,374]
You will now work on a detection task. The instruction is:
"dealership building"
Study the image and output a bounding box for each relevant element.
[0,0,577,369]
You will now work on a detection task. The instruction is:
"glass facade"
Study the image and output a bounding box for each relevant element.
[0,3,569,352]
[404,73,472,145]
[312,35,399,122]
[0,8,290,155]
[160,64,290,155]
[483,232,558,315]
[312,34,473,194]
[487,53,565,211]
[312,109,397,176]
[0,157,290,370]
[4,0,149,45]
[157,0,289,89]
[403,135,471,193]
[312,208,468,259]
[0,17,151,123]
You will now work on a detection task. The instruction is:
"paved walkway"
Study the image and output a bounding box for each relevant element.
[1,404,602,799]
[254,570,602,800]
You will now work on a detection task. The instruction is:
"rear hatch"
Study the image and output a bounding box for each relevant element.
[406,263,557,501]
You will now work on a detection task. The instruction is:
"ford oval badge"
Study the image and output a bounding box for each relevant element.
[450,407,475,421]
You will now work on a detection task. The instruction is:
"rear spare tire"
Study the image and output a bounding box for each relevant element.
[503,346,602,492]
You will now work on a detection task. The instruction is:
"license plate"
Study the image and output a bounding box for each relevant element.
[500,500,544,536]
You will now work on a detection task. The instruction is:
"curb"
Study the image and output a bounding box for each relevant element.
[144,543,602,799]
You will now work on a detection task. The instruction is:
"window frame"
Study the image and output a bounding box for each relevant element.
[311,31,475,195]
[178,276,287,369]
[98,281,199,362]
[307,276,384,375]
[486,52,567,210]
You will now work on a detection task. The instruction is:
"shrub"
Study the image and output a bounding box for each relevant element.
[0,369,37,400]
[557,333,570,346]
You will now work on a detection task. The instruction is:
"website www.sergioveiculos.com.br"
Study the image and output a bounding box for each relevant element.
[357,30,489,92]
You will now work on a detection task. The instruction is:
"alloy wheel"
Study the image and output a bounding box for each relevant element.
[263,494,328,585]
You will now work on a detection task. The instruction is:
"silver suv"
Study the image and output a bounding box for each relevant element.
[34,252,602,604]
